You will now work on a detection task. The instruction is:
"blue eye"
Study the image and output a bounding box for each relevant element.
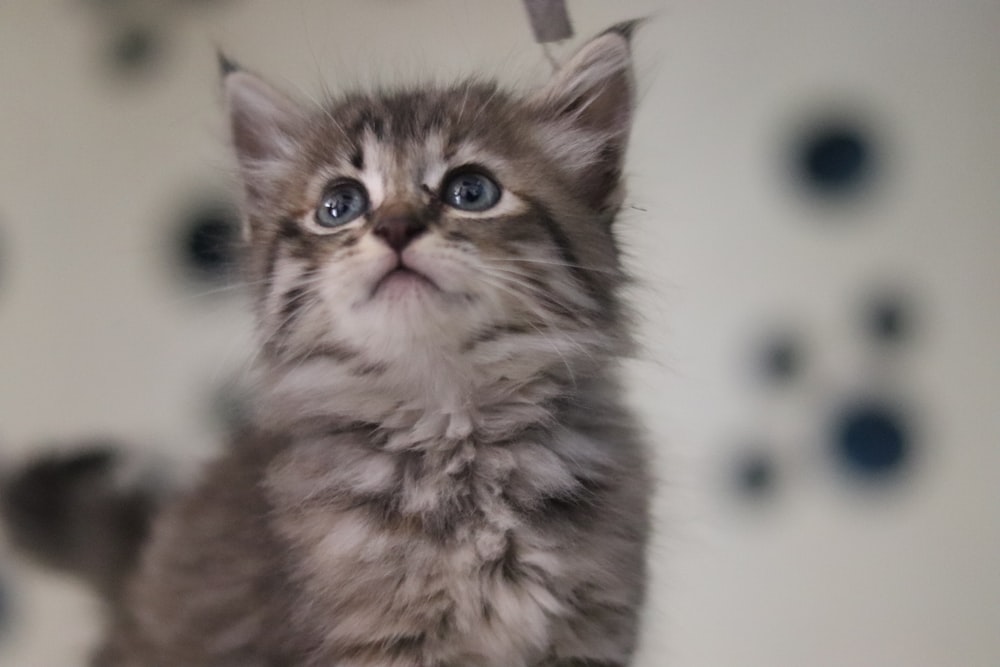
[442,170,501,212]
[316,181,368,228]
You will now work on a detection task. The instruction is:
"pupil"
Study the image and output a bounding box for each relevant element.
[461,180,482,202]
[333,192,354,216]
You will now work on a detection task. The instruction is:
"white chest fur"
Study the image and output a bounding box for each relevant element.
[264,429,611,666]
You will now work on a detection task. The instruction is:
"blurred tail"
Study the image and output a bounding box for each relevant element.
[1,444,165,602]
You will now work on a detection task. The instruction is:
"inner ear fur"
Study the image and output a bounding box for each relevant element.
[535,22,639,212]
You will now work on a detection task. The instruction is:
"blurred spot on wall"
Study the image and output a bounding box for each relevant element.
[864,290,914,345]
[831,400,915,483]
[80,0,168,80]
[85,0,233,81]
[732,447,780,502]
[758,331,803,384]
[794,116,878,200]
[108,22,163,78]
[175,197,241,287]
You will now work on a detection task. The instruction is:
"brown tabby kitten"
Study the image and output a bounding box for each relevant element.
[41,22,651,667]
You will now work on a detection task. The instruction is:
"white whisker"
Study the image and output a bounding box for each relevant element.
[481,256,620,276]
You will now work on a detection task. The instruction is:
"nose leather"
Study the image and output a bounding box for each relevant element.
[373,215,427,251]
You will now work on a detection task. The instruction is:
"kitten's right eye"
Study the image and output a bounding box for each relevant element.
[315,181,368,228]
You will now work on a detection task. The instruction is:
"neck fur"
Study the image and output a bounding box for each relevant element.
[253,330,611,450]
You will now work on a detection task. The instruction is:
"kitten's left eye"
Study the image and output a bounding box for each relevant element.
[316,180,368,228]
[441,169,501,212]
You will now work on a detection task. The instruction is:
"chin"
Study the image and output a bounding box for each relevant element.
[343,296,470,356]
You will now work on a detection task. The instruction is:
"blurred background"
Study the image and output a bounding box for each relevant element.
[0,1,997,665]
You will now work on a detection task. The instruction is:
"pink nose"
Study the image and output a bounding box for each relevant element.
[373,216,427,251]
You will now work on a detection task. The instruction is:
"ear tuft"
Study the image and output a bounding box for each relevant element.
[535,21,641,212]
[602,18,645,42]
[224,69,303,164]
[222,66,305,217]
[540,23,637,125]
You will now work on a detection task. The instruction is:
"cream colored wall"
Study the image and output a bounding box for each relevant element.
[0,1,997,666]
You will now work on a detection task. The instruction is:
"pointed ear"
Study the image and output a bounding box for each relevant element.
[535,22,639,212]
[220,57,305,209]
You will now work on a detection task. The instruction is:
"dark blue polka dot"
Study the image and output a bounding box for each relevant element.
[833,401,913,480]
[796,121,876,197]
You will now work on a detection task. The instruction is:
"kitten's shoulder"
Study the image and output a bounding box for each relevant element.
[102,429,292,666]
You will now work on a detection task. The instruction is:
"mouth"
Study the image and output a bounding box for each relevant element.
[370,264,439,299]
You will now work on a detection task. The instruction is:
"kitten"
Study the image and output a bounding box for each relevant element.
[9,22,652,667]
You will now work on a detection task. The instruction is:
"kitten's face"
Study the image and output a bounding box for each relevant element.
[227,27,636,404]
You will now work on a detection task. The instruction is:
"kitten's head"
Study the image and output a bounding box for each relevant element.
[225,24,638,425]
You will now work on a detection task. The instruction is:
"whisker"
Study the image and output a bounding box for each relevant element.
[168,270,336,306]
[480,256,620,276]
[475,263,598,316]
[472,274,580,386]
[168,280,257,304]
[473,269,604,374]
[252,286,324,366]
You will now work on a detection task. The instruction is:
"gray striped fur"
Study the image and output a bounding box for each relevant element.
[96,23,652,667]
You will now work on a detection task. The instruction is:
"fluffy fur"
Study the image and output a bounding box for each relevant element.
[12,23,652,667]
